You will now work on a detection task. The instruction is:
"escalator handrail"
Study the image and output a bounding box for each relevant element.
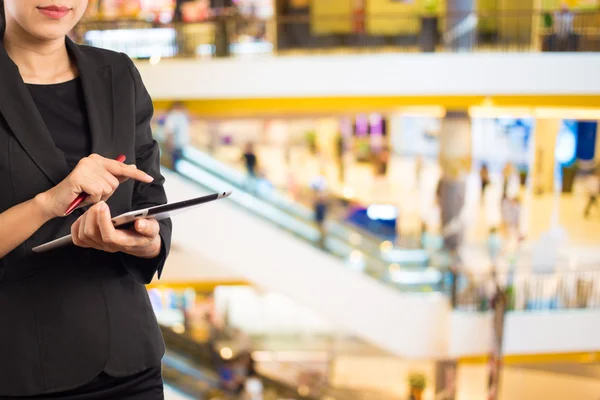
[182,147,388,254]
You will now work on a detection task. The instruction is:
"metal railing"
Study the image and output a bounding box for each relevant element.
[455,268,600,312]
[73,9,600,58]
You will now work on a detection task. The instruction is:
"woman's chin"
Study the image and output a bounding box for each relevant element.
[31,28,71,42]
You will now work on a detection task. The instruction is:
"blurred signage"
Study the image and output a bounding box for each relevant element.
[84,28,177,59]
[555,120,577,166]
[366,204,398,221]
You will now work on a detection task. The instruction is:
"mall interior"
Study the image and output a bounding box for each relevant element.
[71,0,600,399]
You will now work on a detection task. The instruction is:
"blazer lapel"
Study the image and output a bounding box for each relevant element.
[66,39,115,157]
[0,42,70,185]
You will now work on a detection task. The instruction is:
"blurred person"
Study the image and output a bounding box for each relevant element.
[487,227,503,267]
[554,2,574,39]
[374,146,390,176]
[501,196,521,246]
[164,101,191,170]
[0,0,172,398]
[218,360,237,393]
[335,132,345,182]
[583,170,600,218]
[480,163,490,199]
[313,189,329,249]
[242,142,258,177]
[243,372,264,400]
[501,163,512,199]
[232,356,249,396]
[242,142,259,192]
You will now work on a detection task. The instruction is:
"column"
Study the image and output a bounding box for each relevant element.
[530,118,560,195]
[438,111,472,307]
[529,117,565,272]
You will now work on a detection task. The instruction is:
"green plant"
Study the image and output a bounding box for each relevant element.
[423,0,439,14]
[408,372,427,390]
[543,12,553,28]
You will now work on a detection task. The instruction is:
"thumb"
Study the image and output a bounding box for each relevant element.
[135,219,159,238]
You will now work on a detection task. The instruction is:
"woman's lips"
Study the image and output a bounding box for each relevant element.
[37,5,72,20]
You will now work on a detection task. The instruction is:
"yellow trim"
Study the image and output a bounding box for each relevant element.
[146,280,250,291]
[459,351,600,365]
[154,96,600,118]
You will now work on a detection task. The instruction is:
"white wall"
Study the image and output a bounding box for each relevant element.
[159,244,243,283]
[449,310,600,357]
[136,54,600,100]
[162,168,451,357]
[213,286,338,335]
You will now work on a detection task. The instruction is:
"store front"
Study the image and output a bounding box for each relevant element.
[78,0,276,58]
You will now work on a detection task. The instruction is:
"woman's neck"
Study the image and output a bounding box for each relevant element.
[3,28,77,84]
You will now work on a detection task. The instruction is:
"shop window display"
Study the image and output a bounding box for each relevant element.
[472,117,533,184]
[80,0,275,57]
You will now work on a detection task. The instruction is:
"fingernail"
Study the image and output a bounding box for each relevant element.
[138,220,147,230]
[146,174,154,181]
[100,202,107,211]
[131,164,137,169]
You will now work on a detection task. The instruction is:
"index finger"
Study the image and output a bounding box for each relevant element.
[102,160,154,183]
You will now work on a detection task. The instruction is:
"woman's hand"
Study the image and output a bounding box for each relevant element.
[37,154,154,219]
[71,202,161,259]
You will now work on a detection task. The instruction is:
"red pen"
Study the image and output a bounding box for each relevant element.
[64,154,127,216]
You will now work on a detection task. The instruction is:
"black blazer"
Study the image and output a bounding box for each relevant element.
[0,39,172,396]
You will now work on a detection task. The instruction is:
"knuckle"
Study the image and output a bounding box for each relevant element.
[79,157,93,168]
[84,226,95,238]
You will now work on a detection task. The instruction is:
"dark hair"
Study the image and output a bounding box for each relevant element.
[0,0,5,39]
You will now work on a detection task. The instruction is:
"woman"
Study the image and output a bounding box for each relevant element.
[0,1,172,398]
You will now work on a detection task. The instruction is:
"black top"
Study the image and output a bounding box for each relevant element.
[26,78,91,171]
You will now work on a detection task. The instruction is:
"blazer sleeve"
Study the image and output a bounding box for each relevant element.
[119,54,172,284]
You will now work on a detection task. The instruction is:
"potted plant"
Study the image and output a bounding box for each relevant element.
[420,0,439,52]
[408,372,427,400]
[305,130,317,154]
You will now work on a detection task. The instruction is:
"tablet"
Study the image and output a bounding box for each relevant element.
[32,190,233,253]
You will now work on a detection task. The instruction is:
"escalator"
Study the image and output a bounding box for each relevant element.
[179,147,430,283]
[160,325,404,400]
[160,324,317,400]
[162,351,219,399]
[162,150,450,358]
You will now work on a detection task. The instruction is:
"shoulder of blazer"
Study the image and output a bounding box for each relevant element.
[66,40,136,81]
